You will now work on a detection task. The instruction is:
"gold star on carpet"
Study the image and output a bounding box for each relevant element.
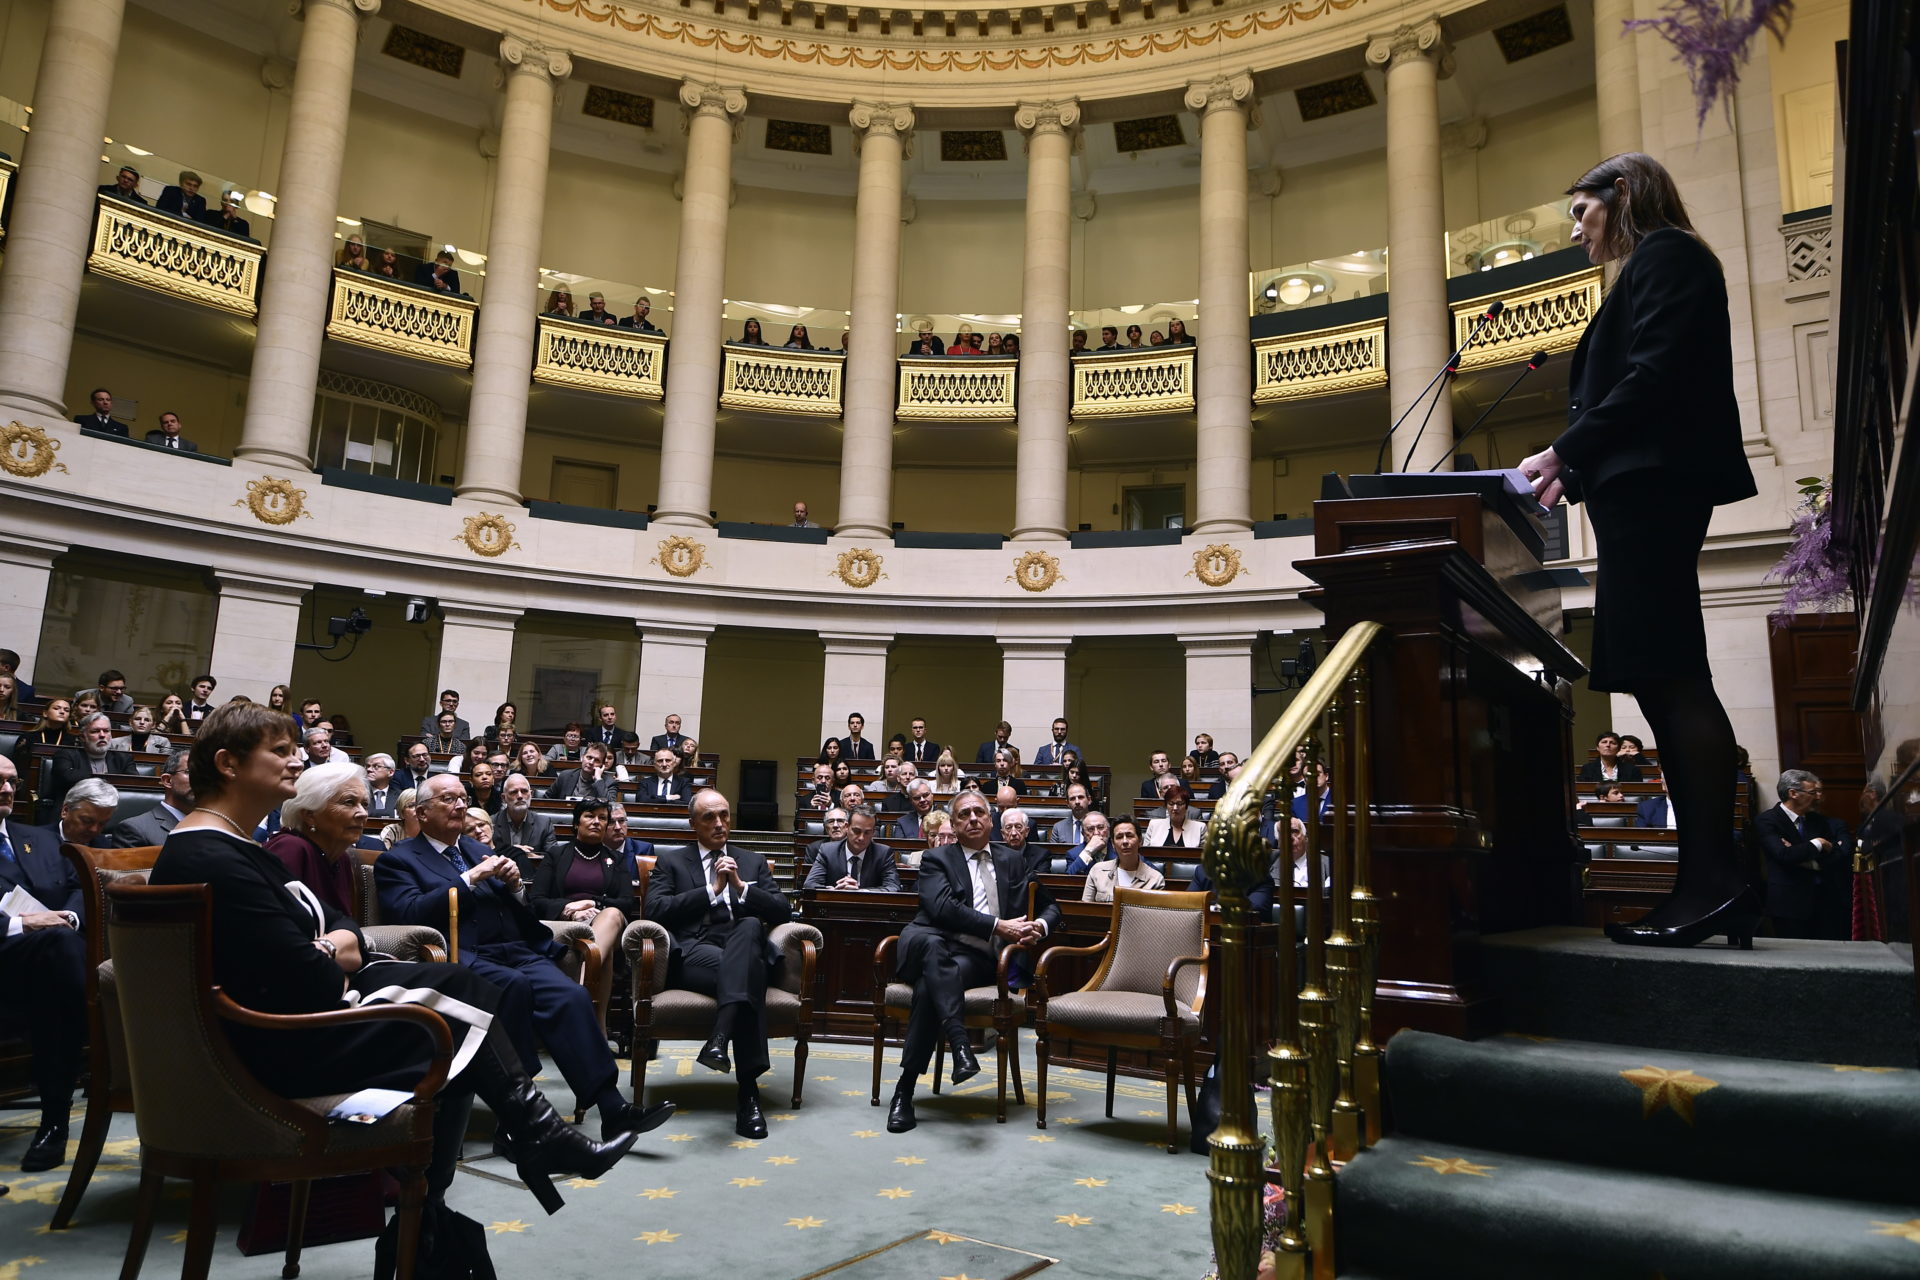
[1028,1134,1055,1143]
[785,1216,826,1230]
[1055,1214,1094,1227]
[1408,1155,1497,1177]
[1163,1203,1198,1215]
[851,1129,881,1138]
[564,1177,602,1189]
[665,1133,695,1142]
[634,1229,680,1245]
[771,1113,798,1122]
[1137,1109,1164,1117]
[926,1229,968,1245]
[877,1187,914,1199]
[766,1155,799,1165]
[1059,1116,1083,1125]
[637,1187,677,1200]
[814,1075,837,1081]
[895,1155,927,1166]
[1619,1066,1719,1124]
[841,1090,867,1097]
[1073,1177,1108,1188]
[488,1220,531,1234]
[1832,1065,1902,1074]
[729,1177,767,1188]
[1869,1219,1920,1244]
[729,1139,762,1149]
[166,1232,190,1244]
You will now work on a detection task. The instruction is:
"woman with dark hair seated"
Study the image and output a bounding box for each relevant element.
[531,799,636,1019]
[149,703,638,1221]
[817,736,844,766]
[486,701,517,746]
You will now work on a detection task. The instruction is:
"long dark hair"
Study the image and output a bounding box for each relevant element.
[1566,152,1703,262]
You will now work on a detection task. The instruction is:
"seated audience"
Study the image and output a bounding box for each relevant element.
[1138,749,1175,798]
[43,712,134,819]
[492,773,557,863]
[487,701,519,746]
[990,748,1027,796]
[1207,752,1242,800]
[421,690,473,742]
[1084,814,1165,901]
[337,234,369,271]
[427,712,466,758]
[543,288,575,318]
[97,165,147,203]
[838,712,878,761]
[1063,810,1111,875]
[1620,734,1646,760]
[328,713,357,748]
[265,761,368,916]
[1633,776,1671,826]
[516,740,554,784]
[29,696,78,748]
[301,726,339,769]
[467,759,503,815]
[817,736,844,767]
[465,807,494,845]
[930,751,964,797]
[395,741,435,792]
[1291,760,1333,822]
[893,779,937,841]
[75,386,131,437]
[620,297,661,332]
[52,776,119,848]
[189,677,221,721]
[1281,816,1328,888]
[0,649,32,703]
[783,324,813,349]
[974,720,1014,765]
[108,748,193,846]
[636,746,690,805]
[1050,782,1095,845]
[579,292,620,326]
[830,760,854,795]
[735,317,768,345]
[364,753,401,818]
[0,671,19,719]
[378,788,419,847]
[415,249,462,294]
[801,804,901,891]
[548,741,617,803]
[1191,732,1221,768]
[1146,784,1206,849]
[78,670,134,713]
[157,169,207,219]
[143,409,197,452]
[604,801,654,877]
[805,761,837,810]
[591,703,630,751]
[200,190,251,238]
[1577,731,1645,784]
[110,704,170,754]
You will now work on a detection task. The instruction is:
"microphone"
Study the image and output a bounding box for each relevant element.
[1371,299,1506,474]
[1430,349,1552,473]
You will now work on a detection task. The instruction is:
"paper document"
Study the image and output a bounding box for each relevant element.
[0,885,51,918]
[327,1088,413,1124]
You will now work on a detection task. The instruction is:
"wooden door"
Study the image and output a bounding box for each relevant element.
[1770,612,1868,829]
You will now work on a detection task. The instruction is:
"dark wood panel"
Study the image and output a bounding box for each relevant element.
[1770,613,1868,825]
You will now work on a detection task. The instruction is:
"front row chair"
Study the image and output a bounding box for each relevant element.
[55,844,448,1232]
[869,933,1032,1122]
[103,882,453,1280]
[1032,887,1212,1153]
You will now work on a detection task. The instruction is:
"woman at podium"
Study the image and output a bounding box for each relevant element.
[1517,152,1760,949]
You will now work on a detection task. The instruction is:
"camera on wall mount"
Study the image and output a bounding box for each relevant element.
[1253,634,1321,695]
[326,608,373,638]
[405,597,432,624]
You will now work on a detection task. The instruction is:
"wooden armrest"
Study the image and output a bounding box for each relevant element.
[994,938,1036,996]
[1163,951,1208,1018]
[213,990,455,1106]
[1032,934,1109,1004]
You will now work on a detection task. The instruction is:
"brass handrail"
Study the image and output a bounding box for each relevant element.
[1199,620,1384,1280]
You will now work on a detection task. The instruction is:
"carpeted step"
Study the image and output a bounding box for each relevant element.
[1480,927,1916,1066]
[1335,1135,1920,1280]
[1380,1030,1920,1204]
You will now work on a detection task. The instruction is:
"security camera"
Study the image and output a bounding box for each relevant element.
[405,597,430,624]
[326,607,374,638]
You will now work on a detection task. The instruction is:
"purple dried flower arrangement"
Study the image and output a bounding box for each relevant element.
[1766,475,1850,626]
[1623,0,1797,127]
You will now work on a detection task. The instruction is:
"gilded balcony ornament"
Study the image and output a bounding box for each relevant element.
[456,512,522,558]
[1188,543,1247,587]
[832,548,888,589]
[534,319,667,398]
[1008,549,1064,592]
[233,475,311,526]
[87,196,263,317]
[895,357,1018,421]
[719,346,845,416]
[1253,320,1388,403]
[327,269,477,367]
[1451,267,1603,371]
[1070,347,1195,417]
[651,534,710,578]
[0,422,69,479]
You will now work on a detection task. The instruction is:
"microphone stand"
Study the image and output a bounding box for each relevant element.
[1370,299,1507,474]
[1427,350,1552,473]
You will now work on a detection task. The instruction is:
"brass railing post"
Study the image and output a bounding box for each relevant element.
[1267,831,1311,1275]
[1296,746,1337,1277]
[1348,658,1383,1145]
[1325,686,1364,1162]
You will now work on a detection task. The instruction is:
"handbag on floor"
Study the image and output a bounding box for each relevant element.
[373,1201,497,1280]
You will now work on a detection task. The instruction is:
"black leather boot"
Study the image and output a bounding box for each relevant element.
[469,1040,636,1214]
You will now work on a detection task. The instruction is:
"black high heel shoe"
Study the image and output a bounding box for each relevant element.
[1605,887,1764,949]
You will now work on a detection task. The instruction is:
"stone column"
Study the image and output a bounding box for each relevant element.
[636,623,712,743]
[0,0,128,419]
[819,633,890,750]
[999,637,1072,761]
[209,572,310,702]
[1011,99,1080,542]
[1184,73,1257,534]
[234,0,381,470]
[1367,20,1455,474]
[1592,0,1643,159]
[457,35,571,505]
[1182,633,1257,761]
[654,81,746,528]
[837,101,914,540]
[0,535,67,682]
[432,602,522,719]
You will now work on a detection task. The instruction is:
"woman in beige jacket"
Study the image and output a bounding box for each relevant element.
[1083,815,1167,902]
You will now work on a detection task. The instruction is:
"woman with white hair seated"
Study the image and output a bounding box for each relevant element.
[265,761,369,916]
[379,788,419,847]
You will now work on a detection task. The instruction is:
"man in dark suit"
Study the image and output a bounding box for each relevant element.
[637,747,690,805]
[1032,718,1083,766]
[155,170,206,220]
[645,789,792,1138]
[376,774,671,1140]
[414,250,462,294]
[108,748,193,847]
[141,409,197,452]
[619,297,662,332]
[646,712,688,755]
[492,773,559,864]
[893,781,936,841]
[547,742,618,803]
[0,756,89,1170]
[837,712,877,761]
[185,675,217,722]
[73,387,130,437]
[1207,752,1241,800]
[1138,749,1174,799]
[887,789,1058,1132]
[199,190,251,238]
[42,713,134,821]
[1635,774,1676,830]
[97,165,147,204]
[1756,770,1853,939]
[974,720,1013,765]
[363,753,400,819]
[802,807,901,892]
[604,802,655,878]
[902,717,940,766]
[418,690,473,743]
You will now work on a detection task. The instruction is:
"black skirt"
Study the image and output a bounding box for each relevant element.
[1584,473,1715,693]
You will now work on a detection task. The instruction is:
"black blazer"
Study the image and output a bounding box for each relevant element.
[1554,228,1757,507]
[157,186,207,220]
[644,843,789,970]
[414,263,462,294]
[1754,805,1852,921]
[901,739,940,764]
[74,413,130,437]
[545,768,615,803]
[897,842,1060,983]
[974,740,1012,765]
[97,184,148,204]
[1,821,85,918]
[376,833,560,958]
[1576,758,1644,784]
[530,842,638,918]
[837,736,877,761]
[619,317,662,332]
[647,732,688,753]
[143,430,199,451]
[42,749,136,819]
[801,839,901,892]
[198,208,252,238]
[635,774,689,805]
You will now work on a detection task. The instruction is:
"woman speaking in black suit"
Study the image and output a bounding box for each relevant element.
[1518,153,1760,948]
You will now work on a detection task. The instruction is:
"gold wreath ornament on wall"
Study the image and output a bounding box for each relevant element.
[456,512,523,558]
[1188,543,1247,587]
[1008,549,1064,593]
[833,548,888,589]
[651,534,710,578]
[0,422,70,478]
[233,475,311,525]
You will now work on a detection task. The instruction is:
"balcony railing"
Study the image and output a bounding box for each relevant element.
[533,316,668,399]
[1252,318,1388,404]
[326,268,476,367]
[1069,345,1196,417]
[895,355,1019,421]
[719,344,844,416]
[1451,267,1603,372]
[86,195,262,317]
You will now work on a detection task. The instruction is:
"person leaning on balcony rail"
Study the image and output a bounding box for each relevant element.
[372,246,400,279]
[907,330,945,356]
[783,324,813,349]
[620,297,661,333]
[338,234,369,272]
[97,165,146,204]
[74,387,131,437]
[734,317,768,345]
[156,169,206,221]
[200,190,251,239]
[580,292,620,327]
[143,409,197,452]
[415,250,462,295]
[543,288,574,318]
[1002,333,1021,357]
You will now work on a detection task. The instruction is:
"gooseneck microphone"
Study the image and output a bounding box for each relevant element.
[1430,349,1552,473]
[1371,299,1507,474]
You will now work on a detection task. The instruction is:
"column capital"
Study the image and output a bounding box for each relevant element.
[438,600,523,631]
[1183,72,1258,122]
[637,622,715,647]
[998,636,1075,658]
[819,631,893,657]
[291,0,381,21]
[0,532,67,570]
[1366,19,1451,74]
[1178,631,1261,655]
[1014,98,1082,143]
[498,33,572,83]
[211,569,311,607]
[850,100,916,159]
[679,80,748,135]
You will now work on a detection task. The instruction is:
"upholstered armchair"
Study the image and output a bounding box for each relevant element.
[869,933,1033,1123]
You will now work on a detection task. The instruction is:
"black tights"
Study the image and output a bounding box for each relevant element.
[1633,676,1748,921]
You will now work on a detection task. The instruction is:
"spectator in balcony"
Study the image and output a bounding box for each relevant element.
[74,386,131,437]
[1096,326,1122,351]
[1167,317,1195,345]
[793,501,819,528]
[1002,333,1021,357]
[201,190,251,238]
[543,288,575,318]
[985,333,1004,355]
[735,317,768,345]
[1125,323,1146,349]
[143,410,197,452]
[621,296,661,332]
[337,234,369,272]
[372,246,400,279]
[97,165,147,204]
[835,330,850,352]
[156,169,206,220]
[1149,330,1166,346]
[783,324,813,350]
[580,292,620,326]
[415,249,461,295]
[950,327,978,356]
[907,328,944,356]
[1071,329,1088,354]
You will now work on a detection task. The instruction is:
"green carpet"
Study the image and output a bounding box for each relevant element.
[0,1042,1213,1279]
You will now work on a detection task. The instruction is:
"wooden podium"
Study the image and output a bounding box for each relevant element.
[1298,474,1587,1038]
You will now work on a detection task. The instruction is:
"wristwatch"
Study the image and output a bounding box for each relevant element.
[315,937,339,959]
